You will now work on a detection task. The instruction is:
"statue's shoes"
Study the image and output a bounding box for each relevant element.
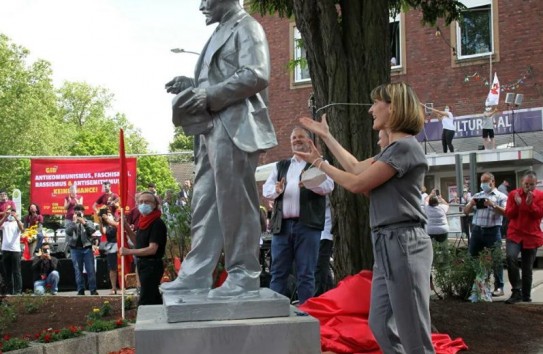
[207,282,260,300]
[159,276,211,293]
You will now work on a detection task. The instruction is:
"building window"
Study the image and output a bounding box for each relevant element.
[390,13,402,68]
[293,28,311,83]
[456,0,493,59]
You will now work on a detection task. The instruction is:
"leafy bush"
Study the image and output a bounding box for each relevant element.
[0,304,17,335]
[19,292,46,314]
[34,326,83,343]
[0,335,30,352]
[432,241,503,299]
[86,318,128,333]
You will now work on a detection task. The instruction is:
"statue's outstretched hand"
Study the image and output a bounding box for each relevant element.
[165,76,194,94]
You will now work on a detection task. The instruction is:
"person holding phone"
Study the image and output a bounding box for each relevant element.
[32,243,60,295]
[463,172,508,297]
[0,207,24,294]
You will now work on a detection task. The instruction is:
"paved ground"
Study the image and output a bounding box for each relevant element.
[493,267,543,303]
[55,288,138,296]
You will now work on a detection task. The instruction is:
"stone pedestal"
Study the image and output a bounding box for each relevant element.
[162,287,290,322]
[135,304,321,354]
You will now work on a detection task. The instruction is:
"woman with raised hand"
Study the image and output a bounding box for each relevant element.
[296,82,434,354]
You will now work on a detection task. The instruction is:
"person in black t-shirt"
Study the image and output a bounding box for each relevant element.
[120,192,166,305]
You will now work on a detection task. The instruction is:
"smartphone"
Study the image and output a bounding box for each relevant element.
[475,198,487,209]
[435,190,440,196]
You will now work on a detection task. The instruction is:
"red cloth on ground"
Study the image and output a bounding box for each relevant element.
[299,270,468,354]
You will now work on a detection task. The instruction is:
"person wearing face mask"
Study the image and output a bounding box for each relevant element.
[0,207,24,294]
[427,105,455,153]
[503,171,543,304]
[464,172,508,297]
[98,207,119,295]
[120,192,167,305]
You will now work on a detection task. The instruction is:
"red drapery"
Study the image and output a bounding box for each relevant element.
[299,270,468,354]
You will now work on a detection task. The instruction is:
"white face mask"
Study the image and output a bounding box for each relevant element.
[7,215,14,222]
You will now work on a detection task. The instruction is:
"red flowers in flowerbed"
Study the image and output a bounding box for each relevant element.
[33,325,83,343]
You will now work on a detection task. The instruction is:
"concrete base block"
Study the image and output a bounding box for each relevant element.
[162,287,291,322]
[97,326,135,354]
[135,305,321,354]
[42,334,98,354]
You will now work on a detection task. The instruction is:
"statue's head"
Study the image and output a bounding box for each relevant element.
[199,0,238,26]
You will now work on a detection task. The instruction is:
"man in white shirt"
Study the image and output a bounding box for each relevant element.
[263,127,334,304]
[0,207,24,294]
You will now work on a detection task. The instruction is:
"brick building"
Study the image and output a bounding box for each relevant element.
[255,0,543,200]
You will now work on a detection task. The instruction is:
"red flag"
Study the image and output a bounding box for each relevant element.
[118,129,133,290]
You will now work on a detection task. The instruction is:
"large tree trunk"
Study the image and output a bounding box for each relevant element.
[292,1,390,279]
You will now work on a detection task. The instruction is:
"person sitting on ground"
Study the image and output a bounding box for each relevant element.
[98,207,119,295]
[32,243,60,295]
[424,191,450,243]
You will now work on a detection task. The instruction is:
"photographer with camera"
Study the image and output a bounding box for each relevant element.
[65,204,99,295]
[0,206,24,295]
[32,243,59,295]
[98,207,119,295]
[463,172,508,297]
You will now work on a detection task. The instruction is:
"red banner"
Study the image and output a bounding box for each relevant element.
[30,158,137,216]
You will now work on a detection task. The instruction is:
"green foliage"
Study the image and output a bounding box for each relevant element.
[433,242,503,300]
[0,34,179,208]
[0,336,30,352]
[163,199,192,280]
[137,156,179,194]
[0,303,17,336]
[124,295,135,310]
[19,291,46,314]
[86,301,111,321]
[250,0,466,26]
[34,326,83,343]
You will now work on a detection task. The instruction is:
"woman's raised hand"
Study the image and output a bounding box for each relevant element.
[299,114,330,138]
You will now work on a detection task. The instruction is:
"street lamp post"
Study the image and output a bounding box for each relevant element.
[171,48,200,56]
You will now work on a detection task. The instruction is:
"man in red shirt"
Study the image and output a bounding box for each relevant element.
[504,171,543,304]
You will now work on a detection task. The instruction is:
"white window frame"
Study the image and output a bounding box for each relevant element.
[293,28,311,84]
[390,12,402,69]
[456,0,493,60]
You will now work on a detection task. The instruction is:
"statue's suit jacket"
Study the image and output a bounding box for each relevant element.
[194,9,277,153]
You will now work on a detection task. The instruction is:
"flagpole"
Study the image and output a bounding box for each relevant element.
[489,53,492,87]
[121,208,125,319]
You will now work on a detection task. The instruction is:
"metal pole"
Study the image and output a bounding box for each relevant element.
[469,153,477,200]
[455,154,463,202]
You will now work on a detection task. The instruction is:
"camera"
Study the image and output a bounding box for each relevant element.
[435,190,440,196]
[76,211,83,218]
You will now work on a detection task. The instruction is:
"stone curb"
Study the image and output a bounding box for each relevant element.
[7,325,134,354]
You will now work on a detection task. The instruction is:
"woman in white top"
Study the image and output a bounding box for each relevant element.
[424,192,449,242]
[429,105,455,153]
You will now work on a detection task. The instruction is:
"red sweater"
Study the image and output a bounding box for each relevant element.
[505,188,543,249]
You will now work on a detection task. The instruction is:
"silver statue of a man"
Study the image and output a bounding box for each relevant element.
[161,0,277,299]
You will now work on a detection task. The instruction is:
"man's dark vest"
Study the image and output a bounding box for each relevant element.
[270,159,326,234]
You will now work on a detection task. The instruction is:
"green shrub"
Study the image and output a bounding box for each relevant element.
[432,241,503,300]
[0,336,30,352]
[35,326,83,343]
[0,304,17,335]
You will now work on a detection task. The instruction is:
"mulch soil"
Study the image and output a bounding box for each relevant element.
[2,295,543,353]
[430,297,543,354]
[1,295,137,339]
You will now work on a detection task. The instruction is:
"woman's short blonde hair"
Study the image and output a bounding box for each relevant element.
[370,82,424,135]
